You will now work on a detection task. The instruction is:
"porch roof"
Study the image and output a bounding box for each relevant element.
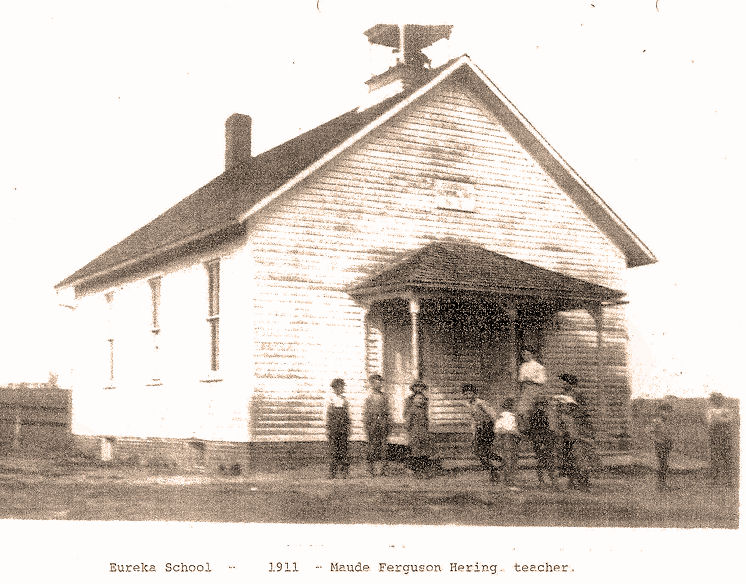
[348,241,624,304]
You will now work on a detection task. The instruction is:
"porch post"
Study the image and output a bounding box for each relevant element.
[505,300,518,392]
[588,303,605,444]
[362,305,371,379]
[409,296,421,380]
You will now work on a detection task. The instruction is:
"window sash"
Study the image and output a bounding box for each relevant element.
[206,260,220,371]
[149,276,161,331]
[207,261,220,318]
[209,319,219,372]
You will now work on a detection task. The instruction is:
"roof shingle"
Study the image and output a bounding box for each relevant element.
[349,240,624,302]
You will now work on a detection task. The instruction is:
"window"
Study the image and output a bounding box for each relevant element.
[148,276,162,383]
[105,291,115,385]
[206,260,220,371]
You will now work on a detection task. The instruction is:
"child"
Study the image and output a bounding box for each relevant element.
[706,392,735,486]
[554,395,590,490]
[528,399,557,487]
[404,380,434,478]
[558,374,596,489]
[462,384,500,481]
[325,378,350,478]
[651,402,674,491]
[363,373,391,476]
[494,397,521,489]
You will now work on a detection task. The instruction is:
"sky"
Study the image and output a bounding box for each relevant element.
[1,0,744,397]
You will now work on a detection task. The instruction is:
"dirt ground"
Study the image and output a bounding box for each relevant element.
[0,454,738,528]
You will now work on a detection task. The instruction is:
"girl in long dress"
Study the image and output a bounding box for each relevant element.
[404,380,434,478]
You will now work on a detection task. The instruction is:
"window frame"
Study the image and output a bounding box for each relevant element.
[205,259,221,374]
[104,290,116,388]
[147,276,163,385]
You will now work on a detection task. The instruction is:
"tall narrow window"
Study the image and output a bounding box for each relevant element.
[149,276,162,383]
[206,260,220,371]
[105,291,115,385]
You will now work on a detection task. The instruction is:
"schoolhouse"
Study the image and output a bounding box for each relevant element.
[55,24,655,468]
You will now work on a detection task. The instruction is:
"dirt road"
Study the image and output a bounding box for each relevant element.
[0,455,737,527]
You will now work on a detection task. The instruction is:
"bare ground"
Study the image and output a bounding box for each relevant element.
[0,455,738,527]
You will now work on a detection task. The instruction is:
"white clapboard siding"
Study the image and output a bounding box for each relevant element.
[247,80,631,444]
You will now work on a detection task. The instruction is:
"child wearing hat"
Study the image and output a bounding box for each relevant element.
[557,373,596,488]
[325,378,351,478]
[363,373,391,476]
[404,380,434,478]
[462,384,500,481]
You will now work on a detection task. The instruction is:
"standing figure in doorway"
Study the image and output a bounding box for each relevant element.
[517,347,547,432]
[325,378,350,479]
[363,374,391,476]
[404,380,434,478]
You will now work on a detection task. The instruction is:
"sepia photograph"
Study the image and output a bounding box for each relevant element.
[0,0,743,581]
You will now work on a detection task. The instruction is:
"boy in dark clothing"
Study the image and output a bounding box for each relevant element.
[325,378,350,478]
[462,384,499,481]
[557,374,596,489]
[363,374,391,476]
[706,392,736,486]
[528,399,557,487]
[651,402,674,491]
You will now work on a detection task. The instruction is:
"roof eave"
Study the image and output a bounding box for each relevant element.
[54,220,243,290]
[349,282,624,304]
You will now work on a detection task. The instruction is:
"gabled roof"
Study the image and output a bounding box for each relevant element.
[57,55,654,289]
[349,240,624,303]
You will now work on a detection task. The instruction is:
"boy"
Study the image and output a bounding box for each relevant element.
[325,378,350,478]
[706,392,735,486]
[558,374,596,488]
[462,384,499,481]
[363,374,391,476]
[651,402,674,491]
[494,397,521,489]
[528,399,557,487]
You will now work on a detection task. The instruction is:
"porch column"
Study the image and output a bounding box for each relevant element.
[588,303,606,444]
[362,306,370,379]
[409,296,421,380]
[505,300,518,392]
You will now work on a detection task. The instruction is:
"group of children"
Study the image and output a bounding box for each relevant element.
[463,375,595,491]
[324,374,434,479]
[325,368,597,489]
[651,391,737,491]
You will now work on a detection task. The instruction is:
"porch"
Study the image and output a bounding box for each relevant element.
[350,240,625,448]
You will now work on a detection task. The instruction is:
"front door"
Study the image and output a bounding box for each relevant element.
[382,318,412,425]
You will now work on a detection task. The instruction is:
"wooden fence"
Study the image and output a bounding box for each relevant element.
[0,385,72,453]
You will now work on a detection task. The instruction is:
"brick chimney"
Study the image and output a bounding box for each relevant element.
[225,113,252,170]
